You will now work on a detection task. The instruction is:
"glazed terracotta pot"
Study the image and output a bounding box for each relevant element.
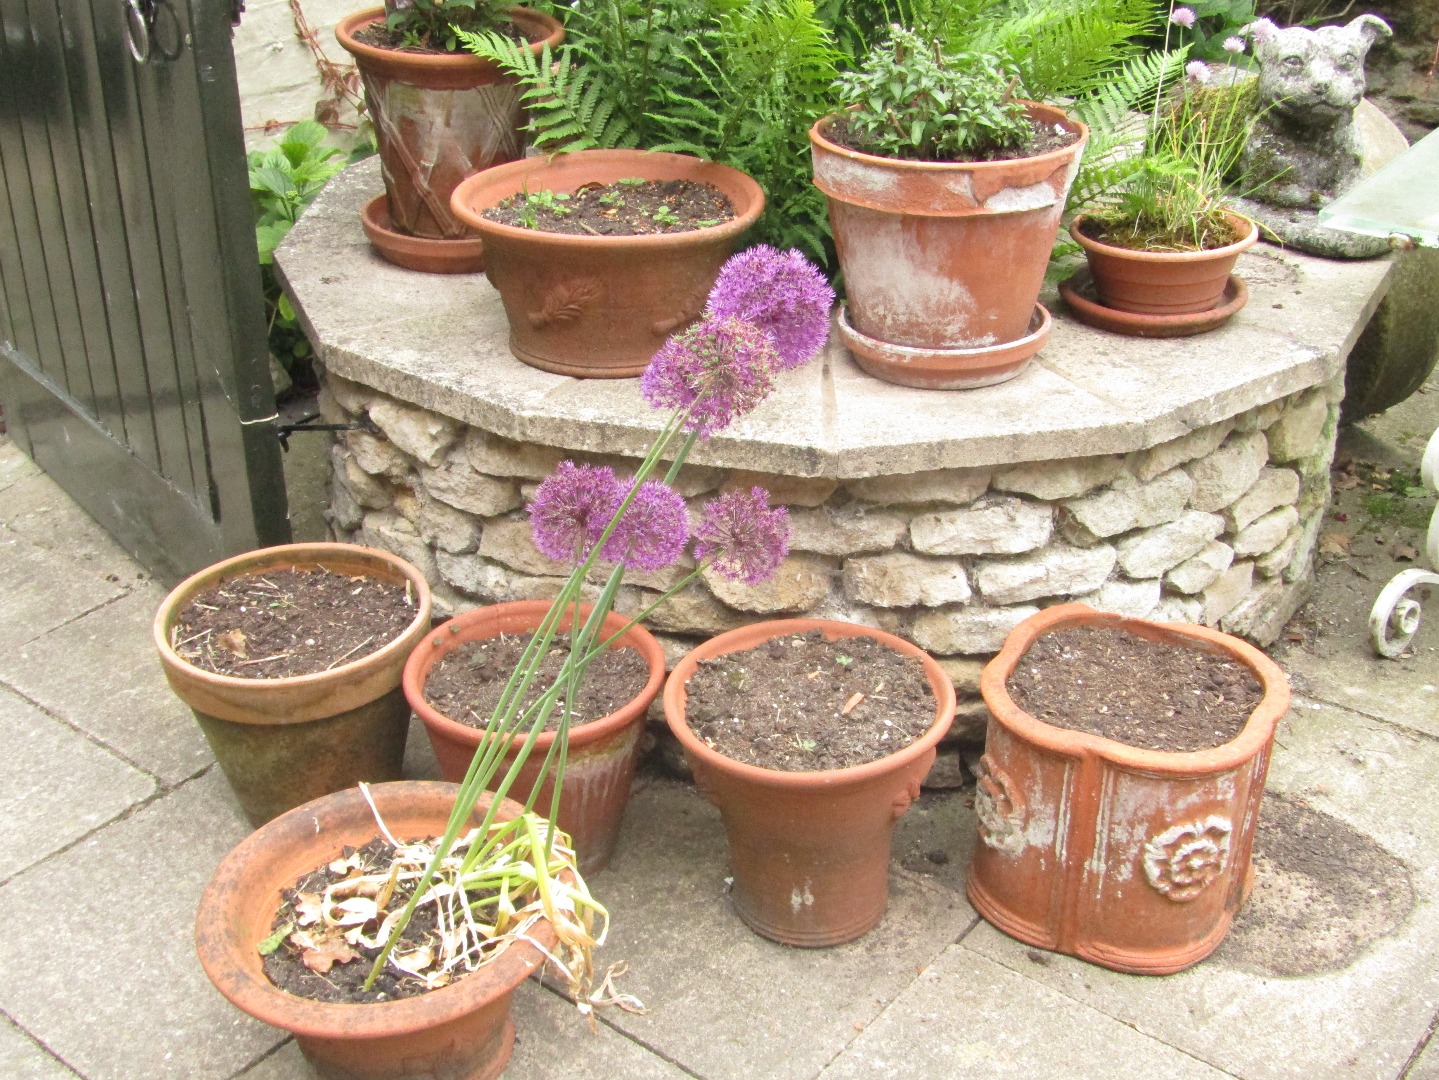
[195,782,556,1080]
[664,619,956,946]
[968,603,1290,975]
[449,149,765,377]
[154,543,432,826]
[404,600,666,875]
[810,104,1087,388]
[1069,212,1259,316]
[335,7,564,243]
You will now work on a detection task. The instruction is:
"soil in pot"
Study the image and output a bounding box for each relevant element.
[1005,625,1264,753]
[823,113,1079,162]
[352,20,527,53]
[172,567,419,679]
[1075,212,1248,255]
[480,178,735,236]
[681,630,934,771]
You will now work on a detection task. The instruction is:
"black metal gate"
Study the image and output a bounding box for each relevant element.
[0,0,290,584]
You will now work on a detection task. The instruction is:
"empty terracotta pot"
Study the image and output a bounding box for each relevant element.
[664,619,956,946]
[404,601,666,875]
[969,603,1290,975]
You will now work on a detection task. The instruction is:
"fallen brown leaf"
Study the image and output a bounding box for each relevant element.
[1392,542,1420,561]
[215,629,249,658]
[841,692,866,715]
[1319,533,1351,556]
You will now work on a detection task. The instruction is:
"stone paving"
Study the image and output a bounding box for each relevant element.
[1,400,1437,1078]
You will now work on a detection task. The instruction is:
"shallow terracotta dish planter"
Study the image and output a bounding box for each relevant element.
[664,619,956,946]
[154,543,432,826]
[449,149,765,378]
[195,782,556,1080]
[404,600,665,875]
[968,603,1290,975]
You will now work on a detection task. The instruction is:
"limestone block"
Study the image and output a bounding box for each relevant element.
[346,430,413,481]
[974,544,1117,605]
[427,581,477,621]
[477,519,569,576]
[325,373,373,416]
[1128,418,1234,481]
[937,656,986,697]
[703,555,832,614]
[1232,400,1284,432]
[1063,469,1193,537]
[1185,431,1269,512]
[328,476,363,531]
[1220,578,1308,645]
[618,557,695,593]
[368,399,460,468]
[722,470,837,507]
[1059,517,1105,548]
[360,511,438,583]
[669,464,726,498]
[1151,595,1203,623]
[911,496,1051,556]
[1116,511,1226,578]
[1265,389,1328,463]
[420,447,523,517]
[415,493,479,554]
[1201,560,1255,626]
[1074,577,1162,619]
[392,487,419,523]
[1227,467,1302,532]
[788,505,909,556]
[992,455,1122,500]
[1284,507,1325,585]
[911,605,1040,655]
[639,586,748,636]
[465,428,564,479]
[436,551,608,606]
[1232,505,1300,557]
[947,696,992,745]
[841,553,972,608]
[846,468,990,507]
[1165,540,1235,595]
[316,385,347,425]
[331,445,392,509]
[1256,526,1301,578]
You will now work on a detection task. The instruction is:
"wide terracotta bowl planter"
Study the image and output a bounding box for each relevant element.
[969,603,1290,975]
[449,149,765,378]
[1070,212,1259,316]
[195,782,556,1080]
[404,600,666,875]
[664,619,956,946]
[810,103,1087,388]
[154,543,432,826]
[336,7,564,244]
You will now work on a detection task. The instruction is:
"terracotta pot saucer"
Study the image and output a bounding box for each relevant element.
[1059,267,1248,338]
[837,303,1051,390]
[361,195,486,275]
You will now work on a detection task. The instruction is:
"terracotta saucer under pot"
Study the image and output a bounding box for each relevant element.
[1059,269,1249,338]
[361,195,487,275]
[837,303,1051,390]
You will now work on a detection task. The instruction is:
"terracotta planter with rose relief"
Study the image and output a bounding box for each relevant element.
[968,603,1290,975]
[404,601,666,875]
[195,782,558,1080]
[664,619,956,946]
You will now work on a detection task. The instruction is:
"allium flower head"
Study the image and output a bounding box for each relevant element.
[1185,60,1211,84]
[705,246,834,370]
[1222,35,1245,54]
[600,480,689,572]
[1170,6,1196,27]
[641,315,778,437]
[1247,18,1275,45]
[693,487,790,586]
[529,461,626,563]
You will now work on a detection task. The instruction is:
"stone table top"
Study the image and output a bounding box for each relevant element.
[278,156,1395,479]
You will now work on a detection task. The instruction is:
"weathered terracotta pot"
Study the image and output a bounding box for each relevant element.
[154,543,432,826]
[449,149,765,377]
[335,7,564,244]
[664,619,956,946]
[195,782,556,1080]
[810,104,1087,388]
[969,603,1290,975]
[1070,212,1259,316]
[404,600,665,875]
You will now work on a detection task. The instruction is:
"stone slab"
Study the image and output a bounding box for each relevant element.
[0,437,43,492]
[0,1016,80,1079]
[1409,1035,1439,1080]
[0,523,127,651]
[0,470,154,583]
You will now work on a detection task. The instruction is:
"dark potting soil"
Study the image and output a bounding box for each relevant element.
[1005,626,1264,753]
[1077,212,1247,255]
[352,19,527,55]
[682,630,935,772]
[824,115,1080,163]
[481,178,735,236]
[424,634,650,731]
[174,568,418,679]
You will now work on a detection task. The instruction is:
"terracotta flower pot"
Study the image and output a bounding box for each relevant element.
[1069,212,1259,316]
[968,603,1290,975]
[448,149,765,378]
[664,619,956,946]
[335,7,564,244]
[154,543,432,826]
[404,600,666,875]
[810,104,1087,389]
[195,782,556,1080]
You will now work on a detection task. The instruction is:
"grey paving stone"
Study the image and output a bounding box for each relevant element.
[231,1042,310,1080]
[1408,1032,1439,1080]
[0,685,154,882]
[0,1016,80,1079]
[820,946,1230,1079]
[0,471,151,583]
[0,438,43,492]
[579,777,976,1080]
[0,523,126,650]
[0,769,278,1080]
[0,588,212,784]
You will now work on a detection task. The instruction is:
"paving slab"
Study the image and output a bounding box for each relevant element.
[0,470,153,584]
[1408,1030,1439,1080]
[0,587,212,784]
[577,777,976,1080]
[0,1015,80,1079]
[0,438,43,492]
[0,685,154,883]
[0,523,126,651]
[0,769,282,1080]
[892,786,981,896]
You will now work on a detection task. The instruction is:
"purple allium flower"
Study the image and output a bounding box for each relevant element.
[529,461,627,563]
[1169,6,1196,27]
[693,487,790,586]
[1222,35,1245,54]
[1185,59,1211,83]
[641,316,779,438]
[601,480,689,572]
[704,246,834,370]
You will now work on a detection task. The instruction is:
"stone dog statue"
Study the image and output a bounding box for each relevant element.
[1240,14,1392,209]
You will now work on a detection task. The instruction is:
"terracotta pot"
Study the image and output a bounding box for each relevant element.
[664,619,956,946]
[449,149,765,378]
[404,600,665,875]
[335,7,564,242]
[968,603,1290,975]
[1069,212,1259,316]
[154,543,432,826]
[195,782,556,1080]
[810,104,1087,385]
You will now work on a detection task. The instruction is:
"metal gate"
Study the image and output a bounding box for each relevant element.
[0,0,290,584]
